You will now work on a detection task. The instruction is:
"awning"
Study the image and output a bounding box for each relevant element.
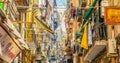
[0,9,6,19]
[0,9,29,50]
[34,16,54,35]
[3,19,29,49]
[84,40,107,61]
[0,26,21,63]
[76,0,97,39]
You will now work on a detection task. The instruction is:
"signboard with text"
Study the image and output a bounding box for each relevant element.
[0,26,21,63]
[105,7,120,25]
[101,0,108,17]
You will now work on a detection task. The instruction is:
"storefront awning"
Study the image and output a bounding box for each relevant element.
[0,9,6,19]
[0,25,21,63]
[84,40,107,61]
[3,19,29,49]
[34,16,54,35]
[0,9,29,50]
[0,9,29,49]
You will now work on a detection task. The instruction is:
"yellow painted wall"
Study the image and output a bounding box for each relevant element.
[87,0,94,6]
[71,0,79,7]
[24,50,32,63]
[25,0,35,63]
[26,0,35,42]
[114,0,120,6]
[26,11,33,42]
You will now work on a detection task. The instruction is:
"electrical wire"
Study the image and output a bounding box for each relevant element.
[16,5,66,9]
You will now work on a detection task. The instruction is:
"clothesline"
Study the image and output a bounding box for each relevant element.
[16,5,66,9]
[74,6,106,9]
[16,5,106,9]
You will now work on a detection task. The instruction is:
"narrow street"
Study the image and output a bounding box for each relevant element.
[0,0,120,63]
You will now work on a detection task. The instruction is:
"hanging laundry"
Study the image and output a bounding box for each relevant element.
[70,3,76,19]
[45,9,48,18]
[80,24,88,50]
[53,20,58,30]
[73,45,77,53]
[88,22,92,46]
[62,12,65,18]
[53,11,58,20]
[54,0,57,7]
[54,32,58,41]
[76,8,82,17]
[45,0,49,7]
[73,45,76,53]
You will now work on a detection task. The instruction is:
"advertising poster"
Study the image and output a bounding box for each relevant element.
[105,7,120,25]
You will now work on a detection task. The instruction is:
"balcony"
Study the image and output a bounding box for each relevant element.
[81,1,87,8]
[14,0,29,10]
[8,1,19,20]
[84,40,107,61]
[0,8,6,19]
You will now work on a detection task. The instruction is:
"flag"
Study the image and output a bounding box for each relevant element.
[88,23,92,45]
[77,8,82,16]
[54,0,57,7]
[53,20,58,30]
[62,12,65,18]
[80,24,88,49]
[0,42,2,55]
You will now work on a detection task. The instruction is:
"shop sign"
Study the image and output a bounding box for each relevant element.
[101,0,108,17]
[0,26,21,63]
[105,7,120,25]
